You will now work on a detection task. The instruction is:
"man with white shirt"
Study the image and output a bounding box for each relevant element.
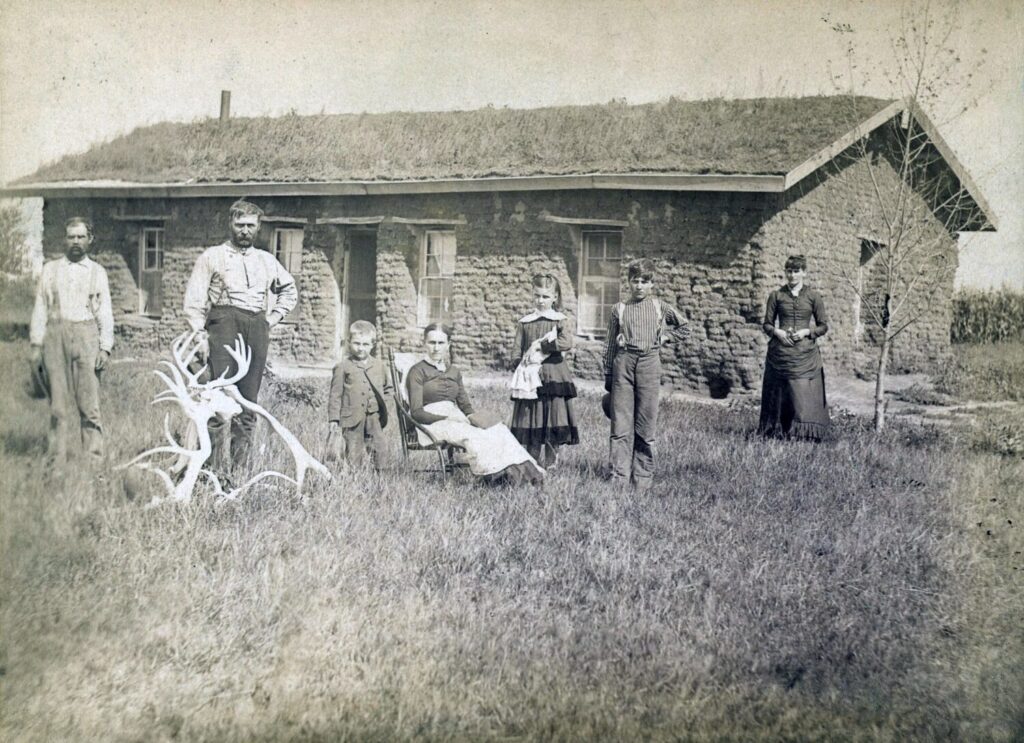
[30,217,114,466]
[183,199,298,467]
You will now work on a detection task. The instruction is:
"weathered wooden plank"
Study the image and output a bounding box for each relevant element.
[539,215,630,227]
[261,216,309,224]
[110,214,171,221]
[315,216,386,225]
[389,217,467,225]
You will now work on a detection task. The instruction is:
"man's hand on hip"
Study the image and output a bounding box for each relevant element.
[194,331,210,364]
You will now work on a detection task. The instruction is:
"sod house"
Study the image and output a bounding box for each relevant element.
[6,96,995,396]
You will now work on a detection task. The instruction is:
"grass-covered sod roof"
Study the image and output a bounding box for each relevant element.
[23,96,890,184]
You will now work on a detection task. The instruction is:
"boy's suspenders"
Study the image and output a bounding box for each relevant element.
[615,298,663,347]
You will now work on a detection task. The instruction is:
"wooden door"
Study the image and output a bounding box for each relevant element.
[344,231,378,333]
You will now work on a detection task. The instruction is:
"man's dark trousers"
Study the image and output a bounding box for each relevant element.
[206,305,270,467]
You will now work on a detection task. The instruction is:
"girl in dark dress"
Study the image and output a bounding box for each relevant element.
[508,274,580,467]
[758,255,831,440]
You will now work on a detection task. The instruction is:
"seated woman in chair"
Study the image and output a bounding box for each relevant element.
[406,323,544,486]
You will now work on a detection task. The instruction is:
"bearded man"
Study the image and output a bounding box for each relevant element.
[30,216,114,467]
[182,199,298,467]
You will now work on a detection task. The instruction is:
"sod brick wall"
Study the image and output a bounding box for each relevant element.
[40,144,958,395]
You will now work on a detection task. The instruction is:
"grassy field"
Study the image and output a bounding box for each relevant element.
[935,342,1024,404]
[1,339,1021,741]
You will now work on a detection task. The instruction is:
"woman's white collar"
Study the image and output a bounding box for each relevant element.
[422,356,447,371]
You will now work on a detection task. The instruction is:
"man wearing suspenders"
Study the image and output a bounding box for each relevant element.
[30,216,114,467]
[183,199,298,470]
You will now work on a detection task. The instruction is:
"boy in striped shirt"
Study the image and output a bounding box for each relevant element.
[603,258,689,490]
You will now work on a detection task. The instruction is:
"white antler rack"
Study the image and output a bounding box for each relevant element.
[118,331,330,506]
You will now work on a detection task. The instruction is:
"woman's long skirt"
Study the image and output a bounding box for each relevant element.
[419,401,544,482]
[757,363,831,441]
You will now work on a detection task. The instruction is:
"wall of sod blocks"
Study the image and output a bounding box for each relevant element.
[40,154,958,394]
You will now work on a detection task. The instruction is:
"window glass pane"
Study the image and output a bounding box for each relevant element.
[583,232,622,280]
[578,279,603,332]
[426,231,456,276]
[441,233,456,275]
[604,281,621,305]
[605,233,622,256]
[418,276,453,325]
[441,244,456,275]
[274,229,303,275]
[142,229,164,271]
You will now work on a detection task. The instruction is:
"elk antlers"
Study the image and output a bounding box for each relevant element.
[119,331,330,506]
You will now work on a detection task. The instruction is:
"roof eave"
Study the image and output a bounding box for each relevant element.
[907,102,998,232]
[0,172,787,199]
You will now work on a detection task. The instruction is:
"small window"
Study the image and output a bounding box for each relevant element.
[855,238,885,342]
[577,230,623,336]
[142,227,164,270]
[138,227,164,316]
[418,230,456,326]
[272,228,304,322]
[273,228,304,274]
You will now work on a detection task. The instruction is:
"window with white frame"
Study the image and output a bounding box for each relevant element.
[272,227,304,321]
[418,229,456,326]
[141,227,164,271]
[138,226,164,316]
[577,230,623,336]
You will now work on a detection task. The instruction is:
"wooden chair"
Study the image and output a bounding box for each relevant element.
[387,348,465,482]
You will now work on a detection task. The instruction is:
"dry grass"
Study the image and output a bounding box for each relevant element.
[935,342,1024,404]
[0,277,34,327]
[21,96,890,185]
[1,339,1020,741]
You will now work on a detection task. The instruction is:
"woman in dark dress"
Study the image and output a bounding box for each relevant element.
[758,255,831,440]
[406,324,544,486]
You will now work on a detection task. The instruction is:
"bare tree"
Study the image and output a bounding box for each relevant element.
[825,2,991,430]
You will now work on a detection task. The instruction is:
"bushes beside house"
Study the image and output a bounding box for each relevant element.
[951,288,1024,343]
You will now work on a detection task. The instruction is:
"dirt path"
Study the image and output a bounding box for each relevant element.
[210,359,1024,424]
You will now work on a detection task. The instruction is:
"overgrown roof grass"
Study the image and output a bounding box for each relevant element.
[24,96,890,184]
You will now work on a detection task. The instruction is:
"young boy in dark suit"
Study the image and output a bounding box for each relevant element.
[328,321,392,470]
